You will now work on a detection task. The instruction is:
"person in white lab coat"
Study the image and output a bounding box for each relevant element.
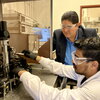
[13,36,100,100]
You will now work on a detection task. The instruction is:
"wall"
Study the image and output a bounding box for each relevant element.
[53,0,100,30]
[9,34,28,52]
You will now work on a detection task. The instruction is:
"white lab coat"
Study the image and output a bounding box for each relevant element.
[20,57,100,100]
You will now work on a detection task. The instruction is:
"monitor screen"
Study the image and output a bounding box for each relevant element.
[33,27,50,42]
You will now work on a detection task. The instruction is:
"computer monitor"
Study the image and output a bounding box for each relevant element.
[33,27,50,42]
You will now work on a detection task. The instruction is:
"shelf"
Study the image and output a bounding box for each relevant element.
[83,21,100,23]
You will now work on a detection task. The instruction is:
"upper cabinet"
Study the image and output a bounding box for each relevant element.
[80,5,100,34]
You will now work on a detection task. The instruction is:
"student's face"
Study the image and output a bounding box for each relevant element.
[61,20,78,40]
[72,49,97,77]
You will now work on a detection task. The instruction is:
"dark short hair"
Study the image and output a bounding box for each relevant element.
[74,36,100,70]
[61,11,79,24]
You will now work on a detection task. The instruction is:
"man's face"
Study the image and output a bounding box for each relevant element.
[61,20,78,40]
[72,49,92,75]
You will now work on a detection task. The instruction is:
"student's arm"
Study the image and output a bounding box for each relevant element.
[22,50,78,80]
[19,71,98,100]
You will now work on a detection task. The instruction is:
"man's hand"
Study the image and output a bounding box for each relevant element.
[9,58,27,77]
[22,50,37,60]
[12,67,27,77]
[12,67,25,75]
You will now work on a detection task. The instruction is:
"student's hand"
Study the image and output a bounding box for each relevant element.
[9,59,26,77]
[12,67,25,75]
[22,50,37,60]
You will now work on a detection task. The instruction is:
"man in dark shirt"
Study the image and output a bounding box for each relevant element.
[53,11,97,89]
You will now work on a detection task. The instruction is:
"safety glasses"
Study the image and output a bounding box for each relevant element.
[61,24,76,30]
[71,51,92,65]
